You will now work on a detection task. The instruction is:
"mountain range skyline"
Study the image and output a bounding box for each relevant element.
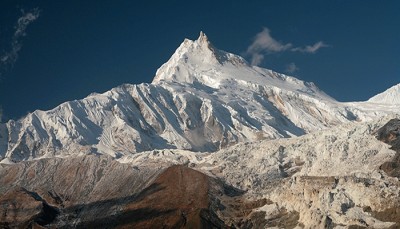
[0,1,399,121]
[1,31,398,163]
[0,30,400,227]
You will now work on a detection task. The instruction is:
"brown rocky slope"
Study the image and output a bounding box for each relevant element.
[0,155,266,228]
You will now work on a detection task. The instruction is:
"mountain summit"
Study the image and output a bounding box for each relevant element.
[153,31,248,85]
[0,32,397,162]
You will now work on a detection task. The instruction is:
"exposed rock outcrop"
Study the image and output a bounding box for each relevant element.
[377,118,400,177]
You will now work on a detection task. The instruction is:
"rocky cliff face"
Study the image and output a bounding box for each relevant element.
[376,118,400,151]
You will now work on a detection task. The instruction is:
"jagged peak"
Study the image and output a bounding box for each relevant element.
[197,31,209,44]
[153,31,248,84]
[175,31,248,65]
[178,31,215,55]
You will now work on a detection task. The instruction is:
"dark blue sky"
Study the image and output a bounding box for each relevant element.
[0,1,399,121]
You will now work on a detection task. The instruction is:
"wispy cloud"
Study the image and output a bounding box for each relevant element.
[291,41,329,53]
[246,27,328,66]
[246,28,292,65]
[250,53,265,67]
[0,8,40,78]
[285,63,299,74]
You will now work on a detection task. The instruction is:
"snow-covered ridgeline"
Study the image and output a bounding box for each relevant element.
[0,32,398,162]
[368,83,400,104]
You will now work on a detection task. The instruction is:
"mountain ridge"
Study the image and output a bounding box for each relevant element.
[369,83,400,104]
[1,32,400,228]
[0,32,398,163]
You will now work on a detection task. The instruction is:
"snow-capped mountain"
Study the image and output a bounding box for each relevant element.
[368,83,400,104]
[0,32,397,162]
[1,32,400,228]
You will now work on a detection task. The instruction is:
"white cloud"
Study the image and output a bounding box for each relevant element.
[285,63,299,74]
[250,53,264,66]
[246,28,292,66]
[15,8,41,37]
[291,41,329,53]
[0,8,40,77]
[246,27,329,66]
[247,28,292,53]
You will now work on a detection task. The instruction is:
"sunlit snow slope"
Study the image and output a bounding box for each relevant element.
[0,32,398,162]
[368,83,400,104]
